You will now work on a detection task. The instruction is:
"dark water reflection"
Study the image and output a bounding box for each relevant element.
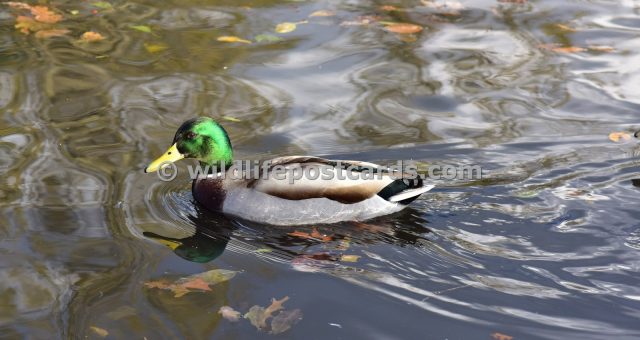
[2,0,640,338]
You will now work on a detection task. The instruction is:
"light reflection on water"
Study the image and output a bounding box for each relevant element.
[1,0,640,338]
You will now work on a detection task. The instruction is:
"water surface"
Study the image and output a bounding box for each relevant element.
[1,0,640,338]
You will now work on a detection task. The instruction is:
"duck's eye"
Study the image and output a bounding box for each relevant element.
[186,132,197,140]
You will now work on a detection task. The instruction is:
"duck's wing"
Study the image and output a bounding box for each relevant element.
[234,156,433,204]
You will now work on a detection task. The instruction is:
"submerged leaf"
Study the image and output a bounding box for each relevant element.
[217,36,252,44]
[219,306,242,322]
[90,326,109,338]
[80,31,105,42]
[309,10,335,17]
[270,309,303,334]
[384,23,423,34]
[130,25,152,33]
[244,296,289,330]
[34,29,69,38]
[15,15,47,34]
[144,269,238,298]
[275,22,297,33]
[144,42,169,53]
[91,1,113,9]
[255,34,284,43]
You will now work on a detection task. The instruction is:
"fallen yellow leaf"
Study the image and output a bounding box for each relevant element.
[309,9,335,17]
[553,23,576,32]
[217,36,252,44]
[340,255,361,262]
[275,22,297,33]
[608,131,631,142]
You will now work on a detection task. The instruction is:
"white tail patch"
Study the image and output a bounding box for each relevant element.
[388,185,435,203]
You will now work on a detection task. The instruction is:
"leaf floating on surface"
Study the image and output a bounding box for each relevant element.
[491,332,514,340]
[340,255,360,262]
[383,23,423,34]
[608,131,631,142]
[538,44,585,53]
[288,228,333,242]
[217,36,252,44]
[309,10,336,17]
[80,31,105,42]
[588,45,615,53]
[222,116,242,122]
[15,16,48,34]
[130,25,152,33]
[91,1,113,9]
[270,309,303,334]
[255,34,284,43]
[275,22,297,33]
[219,306,242,322]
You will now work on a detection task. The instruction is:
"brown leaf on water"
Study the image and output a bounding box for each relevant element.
[15,16,47,34]
[553,23,576,32]
[219,306,242,322]
[309,9,335,17]
[384,23,423,34]
[288,228,332,242]
[608,131,631,142]
[491,332,513,340]
[179,277,212,291]
[538,44,585,53]
[30,5,62,23]
[6,2,32,10]
[270,309,303,334]
[34,29,69,39]
[80,31,105,42]
[588,45,615,53]
[380,5,400,11]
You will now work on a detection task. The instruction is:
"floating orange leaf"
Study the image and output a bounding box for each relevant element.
[144,269,237,298]
[80,31,105,42]
[30,5,62,23]
[608,131,631,142]
[288,228,333,242]
[309,9,335,17]
[34,28,69,38]
[491,332,513,340]
[384,23,423,34]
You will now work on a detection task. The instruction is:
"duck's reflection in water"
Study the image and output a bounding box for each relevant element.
[143,201,436,264]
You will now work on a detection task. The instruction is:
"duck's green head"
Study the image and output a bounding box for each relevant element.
[144,117,233,173]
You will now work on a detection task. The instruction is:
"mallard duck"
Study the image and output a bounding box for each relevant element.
[144,117,433,225]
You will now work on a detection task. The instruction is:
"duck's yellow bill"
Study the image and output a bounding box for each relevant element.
[144,143,184,173]
[154,238,182,250]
